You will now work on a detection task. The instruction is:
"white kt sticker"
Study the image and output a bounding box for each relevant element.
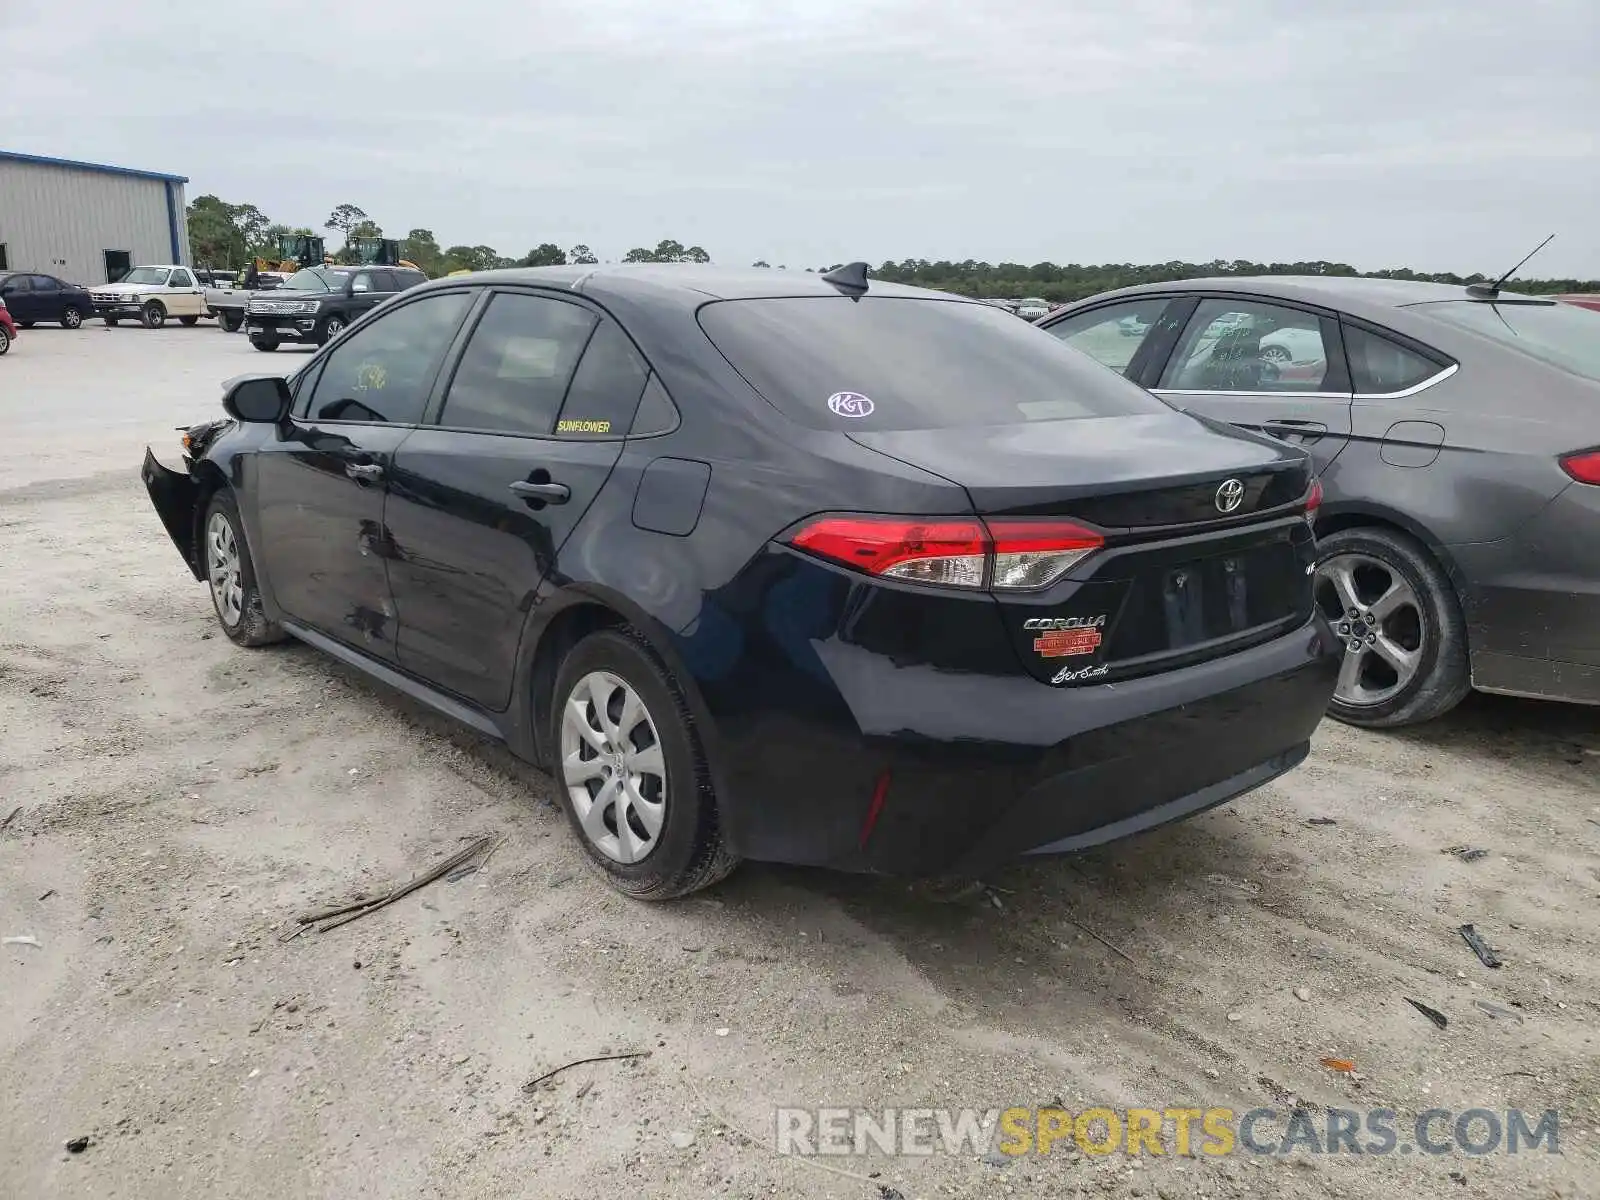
[827,391,874,418]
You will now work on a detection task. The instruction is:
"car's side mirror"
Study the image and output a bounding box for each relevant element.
[352,281,370,294]
[222,376,293,423]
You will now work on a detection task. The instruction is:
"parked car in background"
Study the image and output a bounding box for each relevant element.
[1556,293,1600,313]
[92,265,208,328]
[0,271,94,328]
[142,264,1334,898]
[245,264,427,350]
[0,295,16,354]
[1041,276,1600,726]
[1016,297,1051,321]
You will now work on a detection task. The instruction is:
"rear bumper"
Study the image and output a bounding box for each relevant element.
[706,609,1338,876]
[1453,482,1600,704]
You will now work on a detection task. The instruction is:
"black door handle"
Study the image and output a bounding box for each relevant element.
[345,462,384,483]
[509,480,570,504]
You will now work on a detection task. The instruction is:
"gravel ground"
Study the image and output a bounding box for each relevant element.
[1,322,1597,1200]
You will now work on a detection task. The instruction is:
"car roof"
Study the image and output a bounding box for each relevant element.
[436,263,959,308]
[1069,274,1543,312]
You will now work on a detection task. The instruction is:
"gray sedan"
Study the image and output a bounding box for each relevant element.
[1040,276,1600,727]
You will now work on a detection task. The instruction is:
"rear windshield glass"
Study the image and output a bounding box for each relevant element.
[1413,299,1600,383]
[697,296,1167,431]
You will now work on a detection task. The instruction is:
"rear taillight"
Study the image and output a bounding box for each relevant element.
[1305,478,1323,518]
[786,515,1103,591]
[1559,450,1600,485]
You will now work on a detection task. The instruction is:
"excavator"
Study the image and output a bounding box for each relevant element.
[348,237,422,271]
[250,234,327,276]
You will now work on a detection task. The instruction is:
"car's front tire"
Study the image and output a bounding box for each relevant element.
[142,301,167,329]
[0,327,9,355]
[317,314,347,345]
[550,629,738,899]
[202,490,285,648]
[61,307,83,329]
[178,315,199,327]
[1314,526,1469,728]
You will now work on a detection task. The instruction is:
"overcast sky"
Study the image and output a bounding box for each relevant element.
[4,0,1597,275]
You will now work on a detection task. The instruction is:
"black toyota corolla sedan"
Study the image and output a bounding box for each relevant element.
[142,264,1337,898]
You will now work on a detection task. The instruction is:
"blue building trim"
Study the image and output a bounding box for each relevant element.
[0,148,188,183]
[165,181,183,263]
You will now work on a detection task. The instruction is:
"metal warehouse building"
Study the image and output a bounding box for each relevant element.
[0,150,189,286]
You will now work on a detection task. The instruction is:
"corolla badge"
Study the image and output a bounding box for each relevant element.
[827,391,874,418]
[1215,478,1245,513]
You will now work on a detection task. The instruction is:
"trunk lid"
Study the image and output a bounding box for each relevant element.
[849,413,1317,685]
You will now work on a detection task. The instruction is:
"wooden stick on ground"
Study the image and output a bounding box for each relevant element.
[0,807,21,834]
[1065,914,1137,964]
[299,835,496,934]
[523,1051,651,1092]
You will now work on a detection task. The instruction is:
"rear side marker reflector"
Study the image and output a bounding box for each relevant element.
[1305,477,1323,517]
[858,769,893,849]
[787,515,1103,591]
[1560,450,1600,485]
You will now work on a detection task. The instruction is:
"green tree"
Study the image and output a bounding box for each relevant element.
[402,228,445,277]
[568,244,598,265]
[520,243,567,267]
[622,239,712,264]
[187,195,245,266]
[324,203,370,251]
[442,244,508,273]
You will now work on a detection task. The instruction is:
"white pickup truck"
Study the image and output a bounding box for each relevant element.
[205,272,291,333]
[91,265,209,328]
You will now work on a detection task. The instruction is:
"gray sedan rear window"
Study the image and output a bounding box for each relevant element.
[697,296,1168,431]
[1413,299,1600,383]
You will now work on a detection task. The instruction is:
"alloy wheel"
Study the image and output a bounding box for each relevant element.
[559,671,668,864]
[1315,553,1425,706]
[206,511,244,626]
[63,308,82,328]
[1258,345,1291,363]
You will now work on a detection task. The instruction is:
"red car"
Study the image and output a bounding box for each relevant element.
[1556,294,1600,313]
[0,297,16,354]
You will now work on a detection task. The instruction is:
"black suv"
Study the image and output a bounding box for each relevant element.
[245,265,426,351]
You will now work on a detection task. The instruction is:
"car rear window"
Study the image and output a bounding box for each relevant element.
[1413,299,1600,383]
[697,296,1168,431]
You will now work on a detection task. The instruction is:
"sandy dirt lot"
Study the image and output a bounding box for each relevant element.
[1,322,1597,1200]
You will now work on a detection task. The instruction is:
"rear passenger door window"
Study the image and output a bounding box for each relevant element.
[1161,299,1338,393]
[439,292,597,436]
[1342,324,1448,394]
[1041,297,1176,378]
[554,319,650,437]
[303,291,473,424]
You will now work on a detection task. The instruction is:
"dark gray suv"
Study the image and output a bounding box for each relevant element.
[1040,277,1600,727]
[246,265,426,351]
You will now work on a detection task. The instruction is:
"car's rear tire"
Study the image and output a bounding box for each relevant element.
[19,321,34,329]
[0,327,9,355]
[250,337,279,352]
[142,301,167,329]
[549,629,738,899]
[219,312,242,333]
[178,315,199,327]
[202,490,285,648]
[1314,526,1469,728]
[62,307,83,329]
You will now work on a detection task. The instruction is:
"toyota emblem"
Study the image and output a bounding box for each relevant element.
[1215,478,1245,513]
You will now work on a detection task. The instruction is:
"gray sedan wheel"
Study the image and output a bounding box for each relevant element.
[1314,526,1469,727]
[560,671,668,865]
[201,491,286,648]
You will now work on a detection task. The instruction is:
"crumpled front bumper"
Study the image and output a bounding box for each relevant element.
[142,447,203,580]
